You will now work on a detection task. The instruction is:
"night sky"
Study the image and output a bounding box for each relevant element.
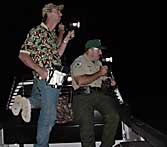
[1,0,166,134]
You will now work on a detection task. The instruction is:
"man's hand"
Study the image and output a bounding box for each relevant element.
[110,78,116,86]
[36,67,48,80]
[63,30,75,43]
[58,23,65,33]
[68,30,75,39]
[98,65,108,76]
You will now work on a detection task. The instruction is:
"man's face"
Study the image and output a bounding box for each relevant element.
[48,8,62,23]
[89,48,102,60]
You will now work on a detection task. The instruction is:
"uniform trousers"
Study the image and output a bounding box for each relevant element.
[72,88,120,147]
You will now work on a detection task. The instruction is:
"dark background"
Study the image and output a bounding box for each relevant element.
[1,0,166,134]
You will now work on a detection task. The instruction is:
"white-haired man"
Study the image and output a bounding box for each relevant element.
[11,2,74,147]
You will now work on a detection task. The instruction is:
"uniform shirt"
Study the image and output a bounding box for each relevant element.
[20,22,62,78]
[71,53,106,90]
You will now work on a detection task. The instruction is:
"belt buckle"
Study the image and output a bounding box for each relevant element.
[83,86,91,94]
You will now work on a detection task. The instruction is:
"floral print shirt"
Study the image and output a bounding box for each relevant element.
[20,22,62,78]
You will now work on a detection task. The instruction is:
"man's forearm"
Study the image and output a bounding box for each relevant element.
[74,72,101,86]
[57,30,65,47]
[18,52,41,72]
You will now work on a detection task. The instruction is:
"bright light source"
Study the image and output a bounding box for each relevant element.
[67,76,72,82]
[102,57,112,63]
[72,22,80,28]
[105,57,112,62]
[69,21,80,28]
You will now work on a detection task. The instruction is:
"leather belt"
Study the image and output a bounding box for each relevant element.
[73,86,102,95]
[90,87,101,91]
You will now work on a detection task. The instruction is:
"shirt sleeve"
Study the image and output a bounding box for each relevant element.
[20,29,37,54]
[20,28,54,55]
[71,59,85,76]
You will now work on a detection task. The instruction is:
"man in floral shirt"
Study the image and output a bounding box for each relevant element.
[11,2,74,147]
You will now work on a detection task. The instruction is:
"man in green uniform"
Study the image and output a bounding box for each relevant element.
[70,39,120,147]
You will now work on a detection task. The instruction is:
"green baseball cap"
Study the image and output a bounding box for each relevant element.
[42,3,64,17]
[85,39,106,50]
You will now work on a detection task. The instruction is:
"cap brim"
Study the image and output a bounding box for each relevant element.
[85,46,107,51]
[100,46,107,50]
[56,4,64,10]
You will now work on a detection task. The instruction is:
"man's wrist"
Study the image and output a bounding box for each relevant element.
[63,39,68,44]
[58,29,65,33]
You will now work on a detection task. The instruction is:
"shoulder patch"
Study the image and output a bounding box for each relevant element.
[74,61,82,68]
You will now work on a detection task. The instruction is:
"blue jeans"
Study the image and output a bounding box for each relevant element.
[29,79,59,147]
